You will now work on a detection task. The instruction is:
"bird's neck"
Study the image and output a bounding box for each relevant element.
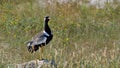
[44,20,51,34]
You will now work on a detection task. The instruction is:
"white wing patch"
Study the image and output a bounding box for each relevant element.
[43,30,50,36]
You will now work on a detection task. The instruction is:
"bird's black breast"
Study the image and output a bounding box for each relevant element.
[46,34,53,44]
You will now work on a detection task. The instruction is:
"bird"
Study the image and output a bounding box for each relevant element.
[26,16,53,59]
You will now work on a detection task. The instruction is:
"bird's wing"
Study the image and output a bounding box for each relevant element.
[32,31,43,40]
[32,33,47,45]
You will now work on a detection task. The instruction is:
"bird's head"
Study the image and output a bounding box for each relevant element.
[44,16,50,22]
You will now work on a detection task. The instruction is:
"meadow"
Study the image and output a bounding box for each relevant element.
[0,0,120,68]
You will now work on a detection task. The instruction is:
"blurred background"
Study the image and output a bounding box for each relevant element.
[0,0,120,68]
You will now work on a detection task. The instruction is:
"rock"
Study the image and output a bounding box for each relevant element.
[15,59,57,68]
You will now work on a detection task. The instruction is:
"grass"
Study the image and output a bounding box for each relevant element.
[0,0,120,68]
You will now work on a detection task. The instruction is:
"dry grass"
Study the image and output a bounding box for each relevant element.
[0,0,120,68]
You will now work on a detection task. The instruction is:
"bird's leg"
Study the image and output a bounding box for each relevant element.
[39,47,41,59]
[41,46,44,59]
[32,45,38,66]
[32,45,34,52]
[39,46,44,60]
[32,52,38,67]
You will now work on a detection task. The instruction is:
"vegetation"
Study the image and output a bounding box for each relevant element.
[0,0,120,68]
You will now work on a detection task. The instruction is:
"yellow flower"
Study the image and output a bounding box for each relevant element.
[66,38,69,41]
[14,34,16,38]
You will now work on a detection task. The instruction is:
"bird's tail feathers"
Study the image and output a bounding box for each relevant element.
[27,43,39,53]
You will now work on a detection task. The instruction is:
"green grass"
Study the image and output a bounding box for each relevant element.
[0,0,120,68]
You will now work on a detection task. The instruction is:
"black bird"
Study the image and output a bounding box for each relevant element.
[27,16,53,59]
